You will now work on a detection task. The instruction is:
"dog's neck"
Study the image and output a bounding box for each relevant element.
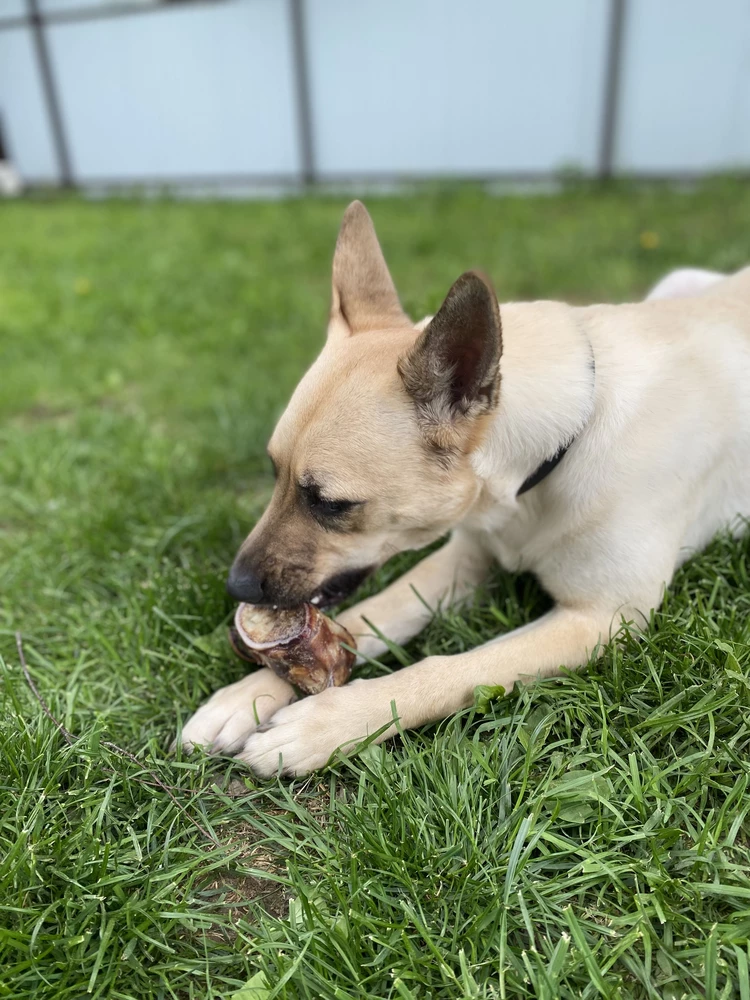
[471,301,595,499]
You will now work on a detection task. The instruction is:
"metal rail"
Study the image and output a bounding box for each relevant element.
[0,0,222,30]
[2,0,633,190]
[27,0,73,186]
[289,0,315,186]
[599,0,628,180]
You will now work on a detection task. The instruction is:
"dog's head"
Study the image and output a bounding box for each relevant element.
[227,202,502,608]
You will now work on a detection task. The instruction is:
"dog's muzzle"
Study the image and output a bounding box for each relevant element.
[308,566,374,609]
[226,563,266,604]
[226,560,374,609]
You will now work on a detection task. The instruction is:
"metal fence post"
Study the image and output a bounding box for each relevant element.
[289,0,315,186]
[27,0,74,187]
[599,0,627,180]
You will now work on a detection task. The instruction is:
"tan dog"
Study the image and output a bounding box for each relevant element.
[178,201,750,776]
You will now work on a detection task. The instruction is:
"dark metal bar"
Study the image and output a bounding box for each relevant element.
[0,113,9,161]
[27,0,74,186]
[288,0,315,185]
[67,171,304,187]
[0,16,29,31]
[18,168,748,196]
[0,1,224,32]
[48,170,566,188]
[599,0,627,179]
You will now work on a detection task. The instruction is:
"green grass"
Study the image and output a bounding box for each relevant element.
[2,180,750,999]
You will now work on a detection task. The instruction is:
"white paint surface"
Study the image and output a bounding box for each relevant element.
[47,0,300,180]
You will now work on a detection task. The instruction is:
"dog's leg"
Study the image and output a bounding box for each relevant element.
[336,529,493,660]
[175,532,487,754]
[646,268,724,301]
[175,669,297,755]
[237,604,619,776]
[175,530,489,755]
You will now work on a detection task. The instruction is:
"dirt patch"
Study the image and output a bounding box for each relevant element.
[203,867,289,922]
[14,403,73,425]
[194,778,338,937]
[198,819,290,942]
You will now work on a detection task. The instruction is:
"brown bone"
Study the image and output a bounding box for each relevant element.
[228,602,356,695]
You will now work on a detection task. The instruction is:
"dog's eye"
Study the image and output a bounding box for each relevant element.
[298,481,360,522]
[315,497,355,518]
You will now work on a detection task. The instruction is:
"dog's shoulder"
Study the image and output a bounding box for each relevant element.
[696,266,750,306]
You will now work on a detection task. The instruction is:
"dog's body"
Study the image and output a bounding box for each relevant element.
[179,203,750,776]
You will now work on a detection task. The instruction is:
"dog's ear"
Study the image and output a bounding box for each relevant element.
[398,271,502,450]
[329,201,410,337]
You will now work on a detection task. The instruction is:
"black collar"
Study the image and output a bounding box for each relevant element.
[516,343,595,498]
[516,442,572,496]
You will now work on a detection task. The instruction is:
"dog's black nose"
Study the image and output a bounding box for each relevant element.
[226,564,265,604]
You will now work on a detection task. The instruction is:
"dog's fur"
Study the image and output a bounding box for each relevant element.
[178,201,750,776]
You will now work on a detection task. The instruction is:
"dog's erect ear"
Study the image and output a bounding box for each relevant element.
[398,271,502,447]
[329,201,410,337]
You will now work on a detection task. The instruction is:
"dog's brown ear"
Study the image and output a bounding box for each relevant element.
[398,271,502,447]
[329,201,410,337]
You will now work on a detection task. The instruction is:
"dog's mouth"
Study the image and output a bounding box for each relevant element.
[309,566,374,609]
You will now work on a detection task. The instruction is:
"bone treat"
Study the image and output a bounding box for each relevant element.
[228,602,356,695]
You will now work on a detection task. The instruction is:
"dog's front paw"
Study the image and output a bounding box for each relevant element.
[175,669,297,755]
[236,678,400,777]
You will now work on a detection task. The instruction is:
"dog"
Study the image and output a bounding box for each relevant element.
[177,201,750,777]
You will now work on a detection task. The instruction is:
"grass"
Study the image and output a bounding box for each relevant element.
[1,180,750,999]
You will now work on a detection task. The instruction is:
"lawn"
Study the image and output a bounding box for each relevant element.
[2,181,750,1000]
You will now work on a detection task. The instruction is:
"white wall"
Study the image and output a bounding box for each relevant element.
[46,0,300,181]
[304,0,608,177]
[1,0,749,186]
[2,1,29,16]
[0,28,60,182]
[617,0,750,173]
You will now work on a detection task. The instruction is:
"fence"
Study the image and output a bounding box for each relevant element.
[1,0,749,191]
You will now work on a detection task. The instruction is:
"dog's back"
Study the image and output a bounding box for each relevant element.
[475,271,750,612]
[699,265,750,306]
